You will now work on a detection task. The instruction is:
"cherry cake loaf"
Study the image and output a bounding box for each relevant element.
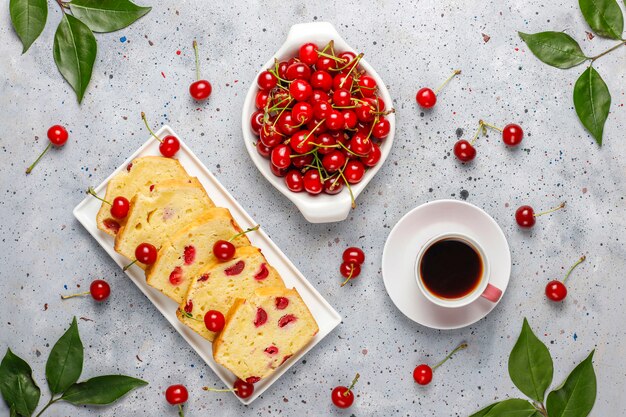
[114,178,215,267]
[146,208,250,303]
[96,156,190,236]
[177,246,285,341]
[213,286,319,383]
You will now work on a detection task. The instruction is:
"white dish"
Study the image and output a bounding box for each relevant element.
[241,21,396,223]
[381,200,511,330]
[73,126,342,404]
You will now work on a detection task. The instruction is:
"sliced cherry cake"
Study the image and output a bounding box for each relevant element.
[97,156,190,236]
[114,178,215,267]
[177,246,285,341]
[212,287,319,382]
[146,208,250,302]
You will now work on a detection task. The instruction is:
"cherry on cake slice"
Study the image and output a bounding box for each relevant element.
[96,156,191,236]
[177,246,285,341]
[114,178,215,267]
[146,208,251,303]
[212,286,319,383]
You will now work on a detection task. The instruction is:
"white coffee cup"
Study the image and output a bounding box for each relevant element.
[414,233,502,308]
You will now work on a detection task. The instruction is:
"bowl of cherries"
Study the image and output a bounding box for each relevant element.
[242,22,395,223]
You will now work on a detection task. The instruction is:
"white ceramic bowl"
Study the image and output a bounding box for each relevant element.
[241,22,396,223]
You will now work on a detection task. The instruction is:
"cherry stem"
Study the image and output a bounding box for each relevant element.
[192,40,200,81]
[340,263,356,287]
[122,259,137,271]
[434,69,461,94]
[469,122,484,146]
[60,291,90,300]
[343,373,360,396]
[432,342,468,371]
[590,40,626,62]
[228,224,260,242]
[178,404,184,417]
[339,53,364,89]
[480,120,502,133]
[25,143,52,174]
[141,112,163,143]
[534,202,566,217]
[316,50,343,62]
[87,187,110,205]
[202,386,238,393]
[562,256,586,284]
[337,163,356,209]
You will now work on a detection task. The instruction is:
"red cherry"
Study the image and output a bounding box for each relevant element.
[333,73,353,91]
[289,79,313,102]
[159,135,180,158]
[285,170,304,192]
[135,243,157,265]
[270,163,288,177]
[204,310,225,332]
[189,80,212,101]
[361,143,381,167]
[338,51,357,67]
[233,379,254,399]
[545,280,567,302]
[255,90,269,109]
[291,153,313,168]
[110,196,130,219]
[372,118,391,140]
[89,279,110,301]
[213,240,235,261]
[344,160,365,184]
[250,110,264,134]
[259,123,283,148]
[290,130,314,153]
[313,101,332,120]
[342,110,358,129]
[310,70,332,91]
[322,150,346,173]
[325,110,344,131]
[277,61,289,79]
[257,70,277,90]
[316,55,338,72]
[323,177,344,195]
[515,205,536,228]
[256,140,271,158]
[47,125,69,146]
[502,123,524,146]
[331,386,354,408]
[276,112,299,136]
[350,131,372,156]
[343,247,365,265]
[292,102,313,124]
[333,88,352,107]
[357,75,377,97]
[165,384,188,405]
[355,102,375,123]
[315,133,337,155]
[340,261,361,280]
[416,88,437,108]
[303,169,323,195]
[413,364,433,385]
[299,42,319,65]
[310,89,330,104]
[453,140,476,162]
[285,62,311,81]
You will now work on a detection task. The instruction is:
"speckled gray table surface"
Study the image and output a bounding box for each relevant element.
[1,0,625,416]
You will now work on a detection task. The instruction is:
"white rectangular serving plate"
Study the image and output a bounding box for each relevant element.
[73,126,342,404]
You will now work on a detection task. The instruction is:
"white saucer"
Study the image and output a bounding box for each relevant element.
[382,200,511,330]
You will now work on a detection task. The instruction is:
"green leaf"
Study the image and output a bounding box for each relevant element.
[546,351,597,417]
[519,31,588,69]
[46,317,84,394]
[573,66,611,145]
[69,0,151,33]
[0,349,41,416]
[53,14,97,103]
[484,399,541,417]
[469,402,500,417]
[579,0,624,39]
[9,0,48,53]
[508,318,554,402]
[60,375,148,405]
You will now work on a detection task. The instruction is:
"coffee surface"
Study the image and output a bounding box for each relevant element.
[420,239,482,299]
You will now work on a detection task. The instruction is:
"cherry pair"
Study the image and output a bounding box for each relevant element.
[454,119,524,162]
[339,247,365,287]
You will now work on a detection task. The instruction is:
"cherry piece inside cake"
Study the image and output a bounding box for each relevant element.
[213,286,319,382]
[177,246,285,341]
[146,208,250,303]
[114,178,214,267]
[96,156,190,236]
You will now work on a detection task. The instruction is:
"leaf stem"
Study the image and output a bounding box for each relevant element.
[432,342,468,371]
[590,40,626,62]
[25,143,52,174]
[533,401,549,417]
[563,255,586,284]
[34,396,59,417]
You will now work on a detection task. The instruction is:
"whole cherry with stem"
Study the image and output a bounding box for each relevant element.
[26,125,69,174]
[340,262,361,287]
[165,384,188,417]
[453,120,484,162]
[141,112,180,158]
[87,187,129,219]
[480,120,524,146]
[213,225,260,261]
[189,40,212,101]
[61,279,110,302]
[331,373,360,408]
[515,202,566,229]
[123,242,158,271]
[413,342,468,385]
[546,255,586,302]
[416,70,461,109]
[203,379,254,399]
[204,310,225,332]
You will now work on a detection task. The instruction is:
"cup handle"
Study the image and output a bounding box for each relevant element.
[480,283,502,303]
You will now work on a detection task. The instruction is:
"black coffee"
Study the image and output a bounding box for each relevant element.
[419,239,483,299]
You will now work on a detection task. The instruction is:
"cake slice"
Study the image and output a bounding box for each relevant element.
[177,246,285,341]
[114,178,215,267]
[96,156,190,236]
[146,208,251,303]
[212,286,318,383]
